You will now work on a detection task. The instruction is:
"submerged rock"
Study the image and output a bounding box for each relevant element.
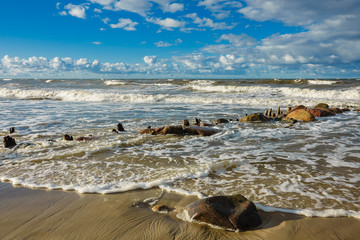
[184,125,220,136]
[184,194,262,231]
[240,113,270,122]
[3,135,17,148]
[139,125,219,136]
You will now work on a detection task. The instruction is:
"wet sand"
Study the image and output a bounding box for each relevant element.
[0,182,359,240]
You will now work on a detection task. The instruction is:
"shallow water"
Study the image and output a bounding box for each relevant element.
[0,78,359,217]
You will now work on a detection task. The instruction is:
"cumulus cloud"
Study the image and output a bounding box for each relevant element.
[152,0,184,13]
[185,13,235,30]
[144,55,157,65]
[113,0,152,16]
[146,17,185,30]
[110,18,138,31]
[198,0,242,19]
[64,4,89,19]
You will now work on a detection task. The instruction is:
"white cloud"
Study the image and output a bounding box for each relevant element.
[146,17,185,30]
[144,55,157,65]
[64,4,89,19]
[102,17,111,24]
[154,38,182,47]
[152,0,184,13]
[89,0,116,6]
[92,42,102,45]
[113,0,152,16]
[155,41,172,47]
[198,0,242,19]
[94,8,103,13]
[185,13,235,30]
[110,18,138,31]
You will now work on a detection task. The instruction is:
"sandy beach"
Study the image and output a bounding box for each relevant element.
[0,182,359,240]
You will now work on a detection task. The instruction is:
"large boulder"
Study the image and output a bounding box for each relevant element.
[184,194,262,231]
[240,113,270,122]
[284,109,315,122]
[184,126,220,136]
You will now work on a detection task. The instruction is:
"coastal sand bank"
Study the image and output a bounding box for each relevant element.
[0,182,359,240]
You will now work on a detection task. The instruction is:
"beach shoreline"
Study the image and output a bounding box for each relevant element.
[1,181,359,240]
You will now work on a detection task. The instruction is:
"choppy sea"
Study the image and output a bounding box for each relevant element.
[0,78,359,218]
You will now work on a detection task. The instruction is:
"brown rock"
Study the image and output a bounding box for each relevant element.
[159,125,184,135]
[284,109,315,122]
[240,113,270,122]
[184,194,262,231]
[152,204,171,213]
[185,126,220,136]
[289,105,307,113]
[314,107,336,116]
[314,103,329,109]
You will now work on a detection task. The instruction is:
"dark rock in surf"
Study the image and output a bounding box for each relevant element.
[117,123,125,132]
[63,134,73,141]
[76,136,98,141]
[184,125,220,136]
[184,194,262,231]
[3,135,17,148]
[215,118,229,124]
[240,113,270,122]
[9,127,15,134]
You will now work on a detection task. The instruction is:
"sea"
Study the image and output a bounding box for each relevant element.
[0,78,359,218]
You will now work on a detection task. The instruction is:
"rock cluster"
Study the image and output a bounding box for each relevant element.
[139,118,221,136]
[240,103,350,123]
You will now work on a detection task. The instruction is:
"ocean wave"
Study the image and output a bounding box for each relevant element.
[307,79,339,85]
[104,80,128,86]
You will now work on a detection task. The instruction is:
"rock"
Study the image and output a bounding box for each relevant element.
[193,118,201,125]
[314,103,329,109]
[117,123,125,132]
[330,108,343,114]
[313,107,336,116]
[184,126,220,136]
[9,127,15,134]
[199,122,215,127]
[182,119,190,128]
[184,194,262,231]
[240,113,270,122]
[152,204,171,213]
[63,134,73,141]
[288,105,307,113]
[3,135,17,148]
[159,125,184,135]
[76,136,98,141]
[284,109,315,122]
[215,118,229,124]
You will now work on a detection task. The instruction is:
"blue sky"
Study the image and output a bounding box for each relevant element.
[1,0,359,78]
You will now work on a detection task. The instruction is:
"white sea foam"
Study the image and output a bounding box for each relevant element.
[104,80,127,86]
[307,79,338,85]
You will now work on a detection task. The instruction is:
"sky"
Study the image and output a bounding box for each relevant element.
[0,0,360,79]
